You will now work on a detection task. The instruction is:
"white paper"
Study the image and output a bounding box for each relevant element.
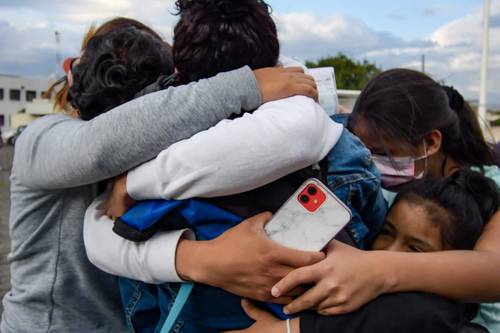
[308,67,339,116]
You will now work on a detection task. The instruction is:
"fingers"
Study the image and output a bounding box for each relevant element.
[290,72,317,100]
[317,304,354,316]
[264,264,295,280]
[293,73,315,84]
[317,298,345,315]
[271,265,320,298]
[270,295,294,305]
[105,204,126,219]
[283,284,328,314]
[273,245,325,268]
[290,84,318,101]
[282,285,308,297]
[294,77,317,88]
[243,212,273,231]
[254,66,319,103]
[282,66,305,73]
[278,67,319,96]
[241,299,273,321]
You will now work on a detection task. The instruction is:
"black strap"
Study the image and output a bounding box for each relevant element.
[112,217,158,242]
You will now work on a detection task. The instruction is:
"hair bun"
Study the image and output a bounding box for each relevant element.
[450,169,499,225]
[175,0,269,20]
[442,85,465,111]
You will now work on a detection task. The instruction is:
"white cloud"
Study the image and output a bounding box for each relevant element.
[0,1,499,106]
[276,12,409,60]
[425,1,500,103]
[274,3,500,105]
[0,0,177,76]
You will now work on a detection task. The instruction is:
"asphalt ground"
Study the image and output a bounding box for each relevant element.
[0,145,13,316]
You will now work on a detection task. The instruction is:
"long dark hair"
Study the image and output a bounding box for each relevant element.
[348,69,498,168]
[393,169,499,249]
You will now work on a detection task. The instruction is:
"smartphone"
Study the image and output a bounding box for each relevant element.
[264,178,352,252]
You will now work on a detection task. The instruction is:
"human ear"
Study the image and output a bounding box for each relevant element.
[424,130,442,157]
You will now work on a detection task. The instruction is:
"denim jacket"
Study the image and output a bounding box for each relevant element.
[325,114,387,247]
[116,114,387,332]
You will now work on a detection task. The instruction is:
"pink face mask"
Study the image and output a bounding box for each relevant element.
[372,145,428,188]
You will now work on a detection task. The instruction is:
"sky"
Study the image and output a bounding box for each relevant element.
[0,0,499,106]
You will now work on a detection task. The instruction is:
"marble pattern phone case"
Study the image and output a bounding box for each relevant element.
[265,178,352,252]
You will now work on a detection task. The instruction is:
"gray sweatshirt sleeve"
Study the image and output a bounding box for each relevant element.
[14,66,261,189]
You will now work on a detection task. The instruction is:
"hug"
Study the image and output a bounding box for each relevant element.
[1,1,500,333]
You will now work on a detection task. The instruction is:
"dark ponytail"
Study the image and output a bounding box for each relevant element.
[394,169,499,250]
[442,86,498,167]
[450,170,499,227]
[349,69,498,168]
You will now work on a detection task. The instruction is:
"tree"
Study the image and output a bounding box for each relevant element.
[306,53,382,90]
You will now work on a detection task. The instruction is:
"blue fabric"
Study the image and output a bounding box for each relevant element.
[118,199,283,333]
[119,199,241,239]
[327,114,387,247]
[119,113,388,332]
[119,279,255,333]
[160,283,194,333]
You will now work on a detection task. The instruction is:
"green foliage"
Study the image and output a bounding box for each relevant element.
[306,53,382,90]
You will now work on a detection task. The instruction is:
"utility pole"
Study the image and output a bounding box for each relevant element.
[479,0,490,133]
[55,31,62,76]
[421,54,426,73]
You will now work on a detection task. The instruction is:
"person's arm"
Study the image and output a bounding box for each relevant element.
[15,67,316,190]
[272,212,500,316]
[90,97,341,280]
[85,203,324,301]
[222,294,464,333]
[83,195,194,283]
[126,96,343,201]
[383,210,500,302]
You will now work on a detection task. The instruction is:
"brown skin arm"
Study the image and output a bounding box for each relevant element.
[273,211,500,315]
[105,173,136,218]
[176,213,325,303]
[223,300,300,333]
[383,210,500,302]
[384,158,500,302]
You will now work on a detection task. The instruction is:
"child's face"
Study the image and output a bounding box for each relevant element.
[371,200,445,253]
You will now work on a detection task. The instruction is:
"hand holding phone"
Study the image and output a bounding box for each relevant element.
[264,178,351,252]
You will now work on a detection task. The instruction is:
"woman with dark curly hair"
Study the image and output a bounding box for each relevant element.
[68,27,175,121]
[0,16,320,333]
[46,17,166,113]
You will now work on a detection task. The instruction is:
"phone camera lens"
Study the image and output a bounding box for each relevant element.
[300,194,309,203]
[307,186,317,196]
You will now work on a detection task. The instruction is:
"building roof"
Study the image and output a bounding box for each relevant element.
[0,73,20,78]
